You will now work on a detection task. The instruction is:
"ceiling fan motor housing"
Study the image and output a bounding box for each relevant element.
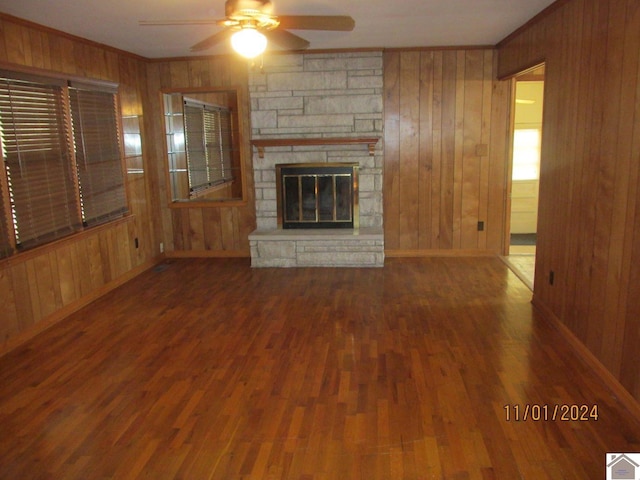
[224,0,279,30]
[226,0,273,17]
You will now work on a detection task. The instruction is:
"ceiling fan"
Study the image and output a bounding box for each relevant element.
[139,0,355,58]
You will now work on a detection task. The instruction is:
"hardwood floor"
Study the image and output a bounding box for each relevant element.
[0,257,638,479]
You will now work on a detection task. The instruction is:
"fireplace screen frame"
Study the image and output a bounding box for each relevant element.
[276,162,359,229]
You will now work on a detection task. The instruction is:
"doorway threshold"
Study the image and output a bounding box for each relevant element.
[501,252,535,291]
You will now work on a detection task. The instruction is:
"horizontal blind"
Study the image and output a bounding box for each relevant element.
[0,74,81,249]
[183,103,209,193]
[203,108,223,185]
[69,85,127,226]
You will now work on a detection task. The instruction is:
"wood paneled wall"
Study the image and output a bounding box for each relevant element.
[145,58,256,257]
[498,0,640,403]
[0,15,162,352]
[383,49,510,255]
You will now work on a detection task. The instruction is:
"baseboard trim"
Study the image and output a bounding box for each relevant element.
[531,295,640,422]
[385,249,497,258]
[165,250,250,258]
[0,256,162,357]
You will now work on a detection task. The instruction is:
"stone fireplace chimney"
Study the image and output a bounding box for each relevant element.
[248,52,384,267]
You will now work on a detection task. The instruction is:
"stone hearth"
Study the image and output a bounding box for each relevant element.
[249,227,384,268]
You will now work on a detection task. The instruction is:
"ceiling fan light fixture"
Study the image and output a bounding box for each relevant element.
[231,27,267,58]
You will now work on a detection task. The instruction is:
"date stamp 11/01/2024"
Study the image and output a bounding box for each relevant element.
[503,404,599,422]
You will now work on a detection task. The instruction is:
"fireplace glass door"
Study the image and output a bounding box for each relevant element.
[277,163,358,229]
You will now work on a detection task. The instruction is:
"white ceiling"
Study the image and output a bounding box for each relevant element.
[0,0,556,59]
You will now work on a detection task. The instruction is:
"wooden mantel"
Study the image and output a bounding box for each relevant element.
[251,137,379,158]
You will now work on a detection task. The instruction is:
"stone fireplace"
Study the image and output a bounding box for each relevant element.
[247,52,384,267]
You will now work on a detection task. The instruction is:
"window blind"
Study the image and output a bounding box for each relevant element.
[69,84,127,226]
[183,103,209,193]
[0,71,127,255]
[183,99,234,195]
[0,74,82,249]
[203,107,223,185]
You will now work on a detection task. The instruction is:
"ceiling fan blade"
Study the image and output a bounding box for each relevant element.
[139,19,225,26]
[263,29,310,50]
[276,15,355,31]
[190,29,234,52]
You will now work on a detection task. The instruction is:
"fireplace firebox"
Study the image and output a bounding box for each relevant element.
[276,163,359,229]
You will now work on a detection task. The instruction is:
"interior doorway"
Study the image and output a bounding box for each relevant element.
[504,64,545,290]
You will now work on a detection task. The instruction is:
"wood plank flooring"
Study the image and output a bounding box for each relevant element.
[0,257,638,479]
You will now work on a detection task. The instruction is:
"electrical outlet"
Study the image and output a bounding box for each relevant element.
[477,221,485,231]
[159,242,164,253]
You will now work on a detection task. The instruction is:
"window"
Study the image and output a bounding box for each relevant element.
[183,99,234,196]
[69,82,127,226]
[0,70,127,258]
[512,128,541,181]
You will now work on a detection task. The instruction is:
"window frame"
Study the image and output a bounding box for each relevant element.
[160,86,248,208]
[0,66,129,259]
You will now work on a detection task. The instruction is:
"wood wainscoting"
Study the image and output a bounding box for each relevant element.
[0,257,638,478]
